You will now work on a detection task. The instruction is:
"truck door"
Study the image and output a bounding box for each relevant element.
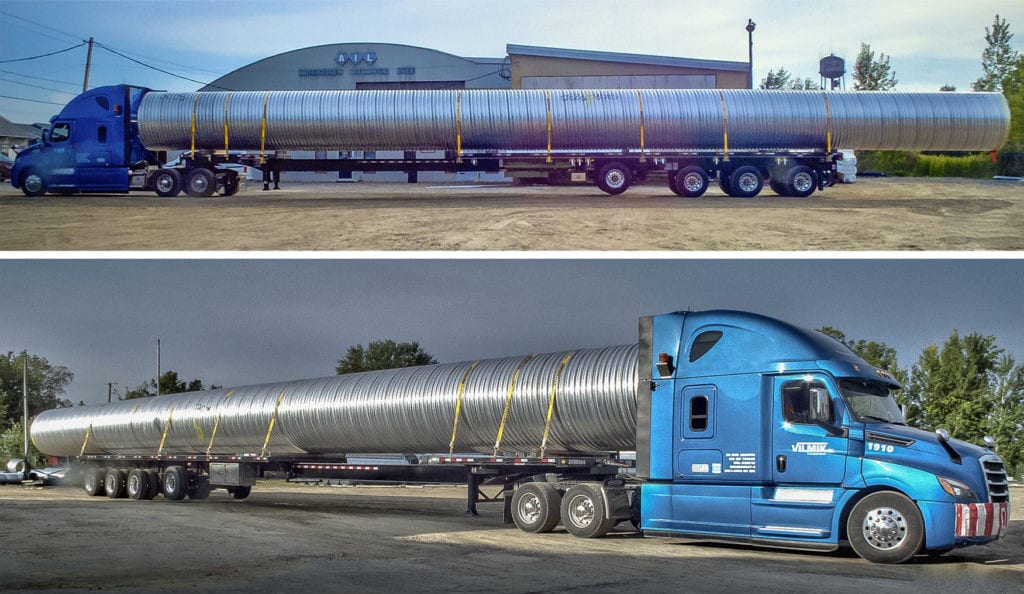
[771,375,849,484]
[751,375,849,541]
[43,121,78,190]
[74,118,129,191]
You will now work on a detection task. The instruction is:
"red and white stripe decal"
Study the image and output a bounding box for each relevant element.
[955,502,1009,538]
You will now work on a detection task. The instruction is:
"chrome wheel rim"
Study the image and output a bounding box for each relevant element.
[518,492,542,524]
[737,172,760,193]
[792,172,814,193]
[604,169,625,189]
[24,174,43,194]
[862,506,908,550]
[189,175,209,194]
[683,173,704,192]
[567,493,595,528]
[156,174,175,193]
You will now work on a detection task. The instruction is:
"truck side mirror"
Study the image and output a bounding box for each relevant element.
[808,387,841,434]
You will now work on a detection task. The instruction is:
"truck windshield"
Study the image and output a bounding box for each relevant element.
[838,378,905,425]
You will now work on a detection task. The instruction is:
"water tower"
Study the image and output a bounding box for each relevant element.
[819,54,845,90]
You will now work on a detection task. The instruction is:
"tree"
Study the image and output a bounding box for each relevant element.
[852,43,898,90]
[984,354,1024,476]
[336,340,437,375]
[760,68,793,90]
[123,370,216,399]
[761,68,820,90]
[0,351,72,429]
[939,84,957,92]
[972,14,1019,92]
[903,330,1000,434]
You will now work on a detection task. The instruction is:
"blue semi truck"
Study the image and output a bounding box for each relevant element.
[29,310,1010,564]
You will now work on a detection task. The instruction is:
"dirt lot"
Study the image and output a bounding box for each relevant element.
[0,482,1021,592]
[1,177,1022,251]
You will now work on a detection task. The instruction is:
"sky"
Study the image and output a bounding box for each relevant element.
[1,258,1023,407]
[2,0,1023,124]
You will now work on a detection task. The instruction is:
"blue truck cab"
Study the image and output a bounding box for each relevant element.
[11,85,156,196]
[10,84,240,197]
[636,310,1010,563]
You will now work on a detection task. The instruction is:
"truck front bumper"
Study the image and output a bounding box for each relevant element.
[955,501,1009,539]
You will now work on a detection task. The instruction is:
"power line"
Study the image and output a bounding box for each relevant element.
[0,77,77,96]
[0,69,81,88]
[95,42,231,90]
[0,93,67,106]
[0,10,84,44]
[0,43,87,64]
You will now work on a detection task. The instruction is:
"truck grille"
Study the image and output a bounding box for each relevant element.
[980,455,1009,503]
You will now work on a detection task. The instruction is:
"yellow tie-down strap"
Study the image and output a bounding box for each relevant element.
[539,352,576,458]
[79,423,94,457]
[448,361,481,460]
[157,403,179,456]
[189,94,200,156]
[492,353,537,457]
[260,388,288,459]
[206,389,235,456]
[821,92,833,155]
[636,91,646,163]
[259,92,271,165]
[456,90,463,163]
[223,92,232,157]
[718,90,730,161]
[545,90,553,164]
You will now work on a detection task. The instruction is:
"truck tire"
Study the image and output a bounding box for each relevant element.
[673,166,709,198]
[104,468,127,499]
[769,176,789,196]
[163,465,188,501]
[83,467,106,496]
[184,168,216,197]
[784,165,817,198]
[20,170,48,197]
[847,491,924,563]
[227,485,252,500]
[127,468,151,500]
[142,469,161,500]
[595,162,631,195]
[728,165,763,198]
[221,173,241,196]
[718,173,734,196]
[560,483,615,538]
[151,169,183,197]
[188,476,212,500]
[511,482,562,533]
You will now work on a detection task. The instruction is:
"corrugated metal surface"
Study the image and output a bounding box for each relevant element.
[137,89,1010,153]
[30,345,638,457]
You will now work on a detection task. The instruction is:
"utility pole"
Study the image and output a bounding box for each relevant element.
[746,20,756,89]
[156,338,161,397]
[83,37,94,92]
[22,352,29,463]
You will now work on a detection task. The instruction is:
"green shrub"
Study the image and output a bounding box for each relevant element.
[856,150,998,178]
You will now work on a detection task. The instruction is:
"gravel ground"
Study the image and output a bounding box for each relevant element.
[0,482,1021,592]
[1,177,1022,251]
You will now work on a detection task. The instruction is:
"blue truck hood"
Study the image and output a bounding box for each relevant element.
[864,423,997,500]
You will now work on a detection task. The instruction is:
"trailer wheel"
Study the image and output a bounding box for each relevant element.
[595,162,632,195]
[511,482,562,533]
[560,484,614,538]
[127,468,151,500]
[227,485,252,500]
[151,169,183,197]
[847,491,924,564]
[718,173,734,196]
[163,466,188,501]
[220,173,241,197]
[673,166,709,198]
[104,468,127,499]
[188,476,212,500]
[784,165,817,198]
[83,467,106,496]
[769,176,789,196]
[142,469,161,500]
[728,165,763,198]
[184,168,216,197]
[20,170,47,197]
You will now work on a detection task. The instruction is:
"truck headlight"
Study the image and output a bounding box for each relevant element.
[937,476,977,500]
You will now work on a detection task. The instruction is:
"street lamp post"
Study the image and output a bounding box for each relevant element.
[746,19,756,89]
